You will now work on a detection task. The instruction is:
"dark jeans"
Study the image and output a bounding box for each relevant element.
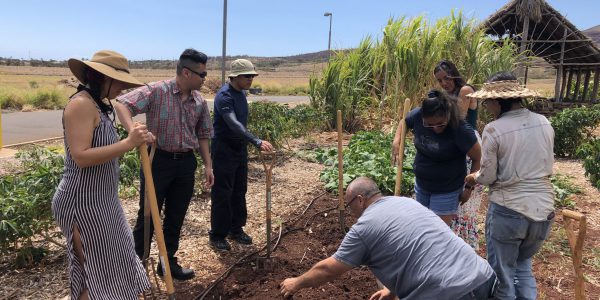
[133,148,197,259]
[457,274,498,300]
[209,138,248,239]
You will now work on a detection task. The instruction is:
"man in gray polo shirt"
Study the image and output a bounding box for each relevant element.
[280,177,496,299]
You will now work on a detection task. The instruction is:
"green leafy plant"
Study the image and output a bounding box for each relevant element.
[551,174,581,208]
[0,147,64,264]
[551,104,600,157]
[317,131,415,196]
[577,138,600,189]
[248,101,325,149]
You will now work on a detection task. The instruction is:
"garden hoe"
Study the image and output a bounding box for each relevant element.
[256,151,279,271]
[394,98,411,196]
[138,143,176,299]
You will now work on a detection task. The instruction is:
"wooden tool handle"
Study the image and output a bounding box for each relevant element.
[138,145,175,296]
[394,98,411,196]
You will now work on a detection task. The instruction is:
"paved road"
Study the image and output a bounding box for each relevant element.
[1,95,309,146]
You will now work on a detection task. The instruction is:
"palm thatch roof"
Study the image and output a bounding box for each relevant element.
[481,0,600,68]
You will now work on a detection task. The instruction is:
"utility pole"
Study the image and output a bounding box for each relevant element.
[221,0,227,85]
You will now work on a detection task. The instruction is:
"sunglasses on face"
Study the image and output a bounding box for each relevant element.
[241,74,257,79]
[183,66,207,78]
[422,120,448,129]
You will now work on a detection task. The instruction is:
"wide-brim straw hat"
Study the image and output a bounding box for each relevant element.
[468,80,540,100]
[228,59,259,78]
[68,50,143,89]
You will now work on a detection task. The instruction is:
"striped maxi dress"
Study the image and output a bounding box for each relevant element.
[52,100,150,299]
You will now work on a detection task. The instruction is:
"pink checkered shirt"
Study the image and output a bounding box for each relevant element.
[117,79,212,152]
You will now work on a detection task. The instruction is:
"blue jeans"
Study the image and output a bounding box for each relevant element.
[486,202,553,300]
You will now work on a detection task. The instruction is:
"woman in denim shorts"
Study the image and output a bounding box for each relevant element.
[393,89,481,225]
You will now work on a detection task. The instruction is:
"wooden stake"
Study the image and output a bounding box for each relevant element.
[337,110,345,231]
[562,209,587,300]
[394,98,411,196]
[138,145,175,298]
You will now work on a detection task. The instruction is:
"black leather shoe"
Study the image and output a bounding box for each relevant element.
[210,238,231,251]
[157,257,195,280]
[229,231,253,245]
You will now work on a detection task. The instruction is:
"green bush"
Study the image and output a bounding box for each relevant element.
[551,104,600,157]
[0,147,64,263]
[29,90,63,109]
[551,174,581,209]
[0,93,24,109]
[317,131,415,196]
[248,101,325,148]
[577,138,600,189]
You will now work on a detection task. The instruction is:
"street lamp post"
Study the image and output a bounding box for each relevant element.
[324,12,332,61]
[221,0,227,85]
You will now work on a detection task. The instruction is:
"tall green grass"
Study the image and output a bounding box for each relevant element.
[310,11,519,132]
[0,87,70,110]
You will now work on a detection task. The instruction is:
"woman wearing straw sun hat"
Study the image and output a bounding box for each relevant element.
[465,71,555,300]
[52,50,153,299]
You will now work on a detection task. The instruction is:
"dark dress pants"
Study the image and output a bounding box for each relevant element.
[133,149,197,259]
[209,138,248,239]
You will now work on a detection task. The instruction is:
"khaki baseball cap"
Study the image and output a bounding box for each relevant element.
[228,59,259,78]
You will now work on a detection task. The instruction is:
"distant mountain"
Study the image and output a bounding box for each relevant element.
[583,25,600,46]
[0,50,335,69]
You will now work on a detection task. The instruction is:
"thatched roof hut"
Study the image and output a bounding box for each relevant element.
[481,0,600,102]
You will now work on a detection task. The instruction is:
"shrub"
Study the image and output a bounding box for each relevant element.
[287,104,325,137]
[248,101,326,149]
[0,93,24,109]
[551,104,600,157]
[0,147,64,264]
[551,174,581,208]
[28,90,63,109]
[577,138,600,189]
[318,131,415,196]
[202,77,223,94]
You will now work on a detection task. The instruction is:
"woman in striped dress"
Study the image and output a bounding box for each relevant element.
[52,50,153,299]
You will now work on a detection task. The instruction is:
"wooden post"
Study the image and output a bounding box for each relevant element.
[560,69,568,101]
[592,68,600,102]
[337,110,344,231]
[394,98,411,196]
[566,70,574,101]
[138,146,175,298]
[562,209,587,300]
[582,70,592,102]
[518,17,530,79]
[574,70,582,102]
[555,27,567,102]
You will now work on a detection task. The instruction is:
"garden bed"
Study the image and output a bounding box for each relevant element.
[1,135,600,299]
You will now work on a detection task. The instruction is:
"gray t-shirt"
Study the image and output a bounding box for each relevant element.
[333,196,493,300]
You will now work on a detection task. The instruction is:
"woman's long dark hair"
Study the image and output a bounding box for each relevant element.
[434,60,466,95]
[421,89,461,129]
[70,67,115,120]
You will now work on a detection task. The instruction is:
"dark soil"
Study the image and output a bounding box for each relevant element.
[182,195,379,300]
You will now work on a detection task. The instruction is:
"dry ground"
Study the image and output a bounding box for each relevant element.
[1,134,600,299]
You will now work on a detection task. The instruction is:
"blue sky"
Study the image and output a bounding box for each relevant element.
[1,0,598,60]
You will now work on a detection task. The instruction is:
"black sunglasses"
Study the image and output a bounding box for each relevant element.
[241,74,257,79]
[183,66,207,78]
